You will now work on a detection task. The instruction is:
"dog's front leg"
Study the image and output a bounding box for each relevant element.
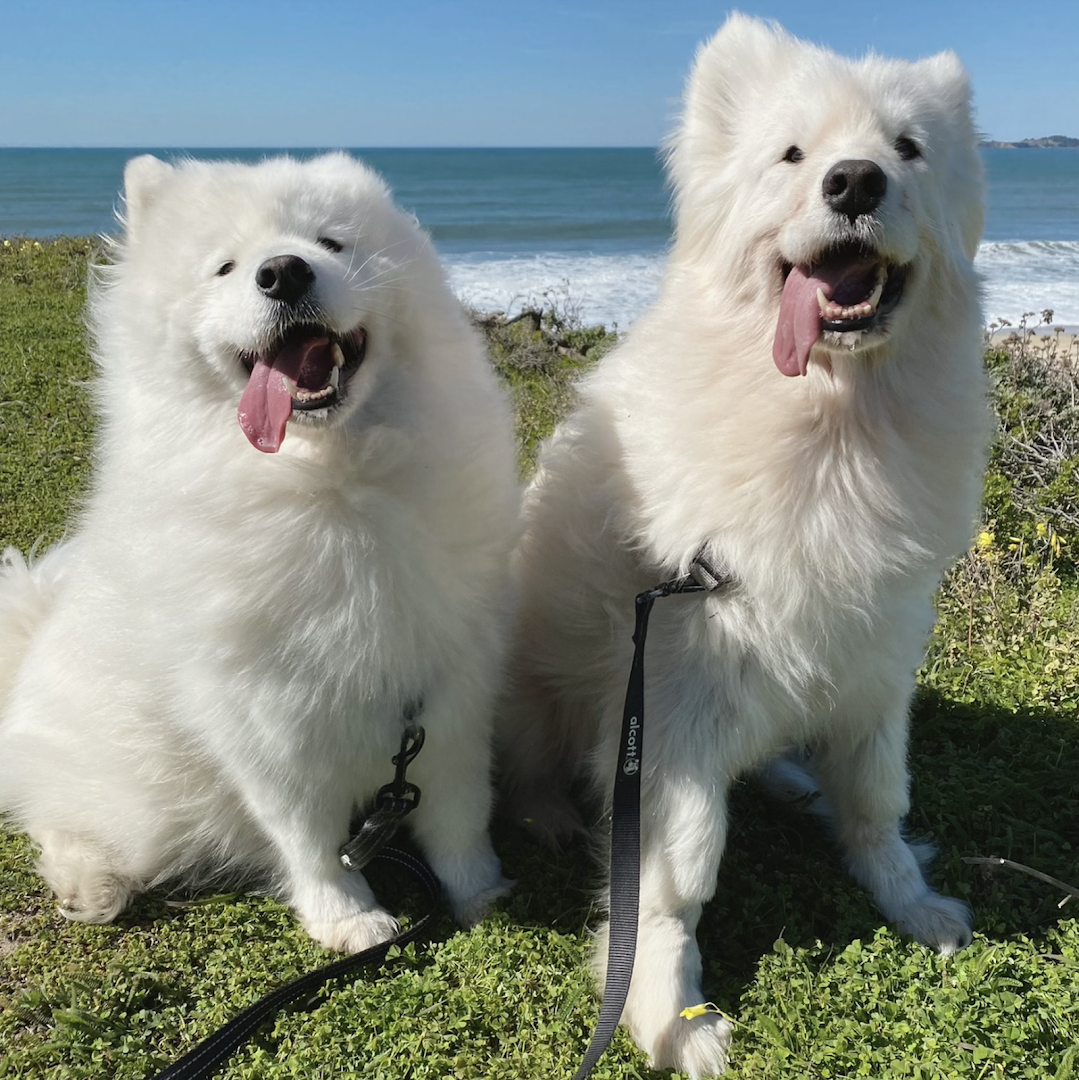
[594,764,733,1079]
[812,708,973,955]
[406,682,511,927]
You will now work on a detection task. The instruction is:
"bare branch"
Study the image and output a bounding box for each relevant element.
[964,856,1079,908]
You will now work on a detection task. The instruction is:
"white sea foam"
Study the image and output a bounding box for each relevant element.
[446,241,1079,331]
[445,252,664,332]
[976,240,1079,328]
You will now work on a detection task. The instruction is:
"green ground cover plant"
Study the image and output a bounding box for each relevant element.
[1,239,1076,1079]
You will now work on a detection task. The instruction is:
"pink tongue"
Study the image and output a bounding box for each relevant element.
[773,264,825,378]
[237,336,330,453]
[237,362,294,453]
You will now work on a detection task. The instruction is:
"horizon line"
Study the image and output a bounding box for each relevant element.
[0,144,662,152]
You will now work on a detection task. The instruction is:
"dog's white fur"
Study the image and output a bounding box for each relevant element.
[499,17,989,1077]
[0,153,519,953]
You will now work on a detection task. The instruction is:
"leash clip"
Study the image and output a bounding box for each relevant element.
[340,720,425,872]
[382,723,425,811]
[637,553,732,606]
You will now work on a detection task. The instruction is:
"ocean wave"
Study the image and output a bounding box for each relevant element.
[445,252,664,331]
[445,241,1079,331]
[976,240,1079,326]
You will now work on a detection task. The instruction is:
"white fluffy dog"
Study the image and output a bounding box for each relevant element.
[499,17,990,1077]
[0,153,520,954]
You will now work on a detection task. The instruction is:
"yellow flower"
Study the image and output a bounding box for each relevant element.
[976,531,994,551]
[1036,522,1048,538]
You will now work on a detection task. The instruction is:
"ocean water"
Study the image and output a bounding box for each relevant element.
[1,147,1077,329]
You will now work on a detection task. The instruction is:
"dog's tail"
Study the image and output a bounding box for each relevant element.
[0,544,69,714]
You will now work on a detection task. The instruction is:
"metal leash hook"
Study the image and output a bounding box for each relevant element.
[339,721,426,871]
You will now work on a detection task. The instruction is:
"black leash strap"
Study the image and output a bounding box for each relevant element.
[571,554,729,1080]
[151,848,439,1080]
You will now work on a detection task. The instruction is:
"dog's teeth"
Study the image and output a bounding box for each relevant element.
[867,278,885,312]
[329,364,340,390]
[816,288,829,314]
[331,342,345,368]
[283,376,300,400]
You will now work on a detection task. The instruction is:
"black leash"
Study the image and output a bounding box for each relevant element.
[151,557,730,1080]
[570,554,729,1080]
[151,847,438,1080]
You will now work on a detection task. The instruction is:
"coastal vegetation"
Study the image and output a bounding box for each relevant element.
[1,238,1077,1079]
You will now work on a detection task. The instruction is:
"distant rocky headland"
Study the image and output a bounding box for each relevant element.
[980,135,1079,149]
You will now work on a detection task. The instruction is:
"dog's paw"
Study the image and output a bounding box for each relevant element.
[37,831,137,924]
[896,891,973,956]
[55,875,135,924]
[755,756,832,818]
[636,1010,732,1079]
[301,906,400,954]
[440,855,512,927]
[428,843,512,927]
[449,875,513,928]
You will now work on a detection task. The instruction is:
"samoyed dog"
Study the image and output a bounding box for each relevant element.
[499,16,990,1077]
[0,153,520,954]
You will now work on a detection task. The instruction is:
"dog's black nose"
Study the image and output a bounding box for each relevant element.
[822,159,887,220]
[256,255,315,304]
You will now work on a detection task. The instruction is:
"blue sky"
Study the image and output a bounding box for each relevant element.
[1,0,1074,147]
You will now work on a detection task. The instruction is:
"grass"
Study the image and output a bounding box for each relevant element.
[1,238,1077,1080]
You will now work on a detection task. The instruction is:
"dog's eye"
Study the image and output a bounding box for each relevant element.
[895,136,921,161]
[215,261,235,277]
[317,237,343,253]
[782,145,804,164]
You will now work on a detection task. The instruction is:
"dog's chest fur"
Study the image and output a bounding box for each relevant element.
[595,337,987,761]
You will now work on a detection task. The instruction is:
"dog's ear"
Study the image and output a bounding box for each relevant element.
[666,15,792,181]
[664,14,793,251]
[917,52,985,260]
[122,155,173,236]
[917,51,975,123]
[681,14,791,133]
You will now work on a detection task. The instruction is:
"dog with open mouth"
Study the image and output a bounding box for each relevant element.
[0,153,519,954]
[498,16,990,1078]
